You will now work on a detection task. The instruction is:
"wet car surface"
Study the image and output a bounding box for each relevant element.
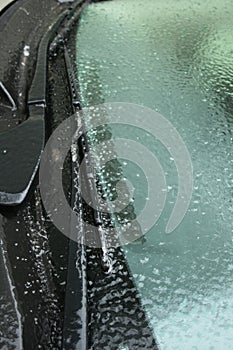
[1,0,233,349]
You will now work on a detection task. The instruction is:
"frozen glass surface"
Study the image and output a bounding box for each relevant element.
[76,1,233,348]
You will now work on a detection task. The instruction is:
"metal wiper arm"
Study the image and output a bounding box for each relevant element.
[0,11,68,205]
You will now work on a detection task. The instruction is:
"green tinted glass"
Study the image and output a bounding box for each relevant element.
[76,1,233,348]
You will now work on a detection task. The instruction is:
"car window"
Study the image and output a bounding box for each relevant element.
[75,1,233,348]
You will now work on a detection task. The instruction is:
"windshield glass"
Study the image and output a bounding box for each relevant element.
[75,0,233,348]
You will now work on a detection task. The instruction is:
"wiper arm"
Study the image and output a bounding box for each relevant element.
[0,11,68,205]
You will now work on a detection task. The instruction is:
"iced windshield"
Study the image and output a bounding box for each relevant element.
[75,1,233,348]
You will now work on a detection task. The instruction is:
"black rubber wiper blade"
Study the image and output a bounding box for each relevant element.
[62,45,87,350]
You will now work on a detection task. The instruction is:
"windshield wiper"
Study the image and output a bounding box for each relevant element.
[0,10,68,205]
